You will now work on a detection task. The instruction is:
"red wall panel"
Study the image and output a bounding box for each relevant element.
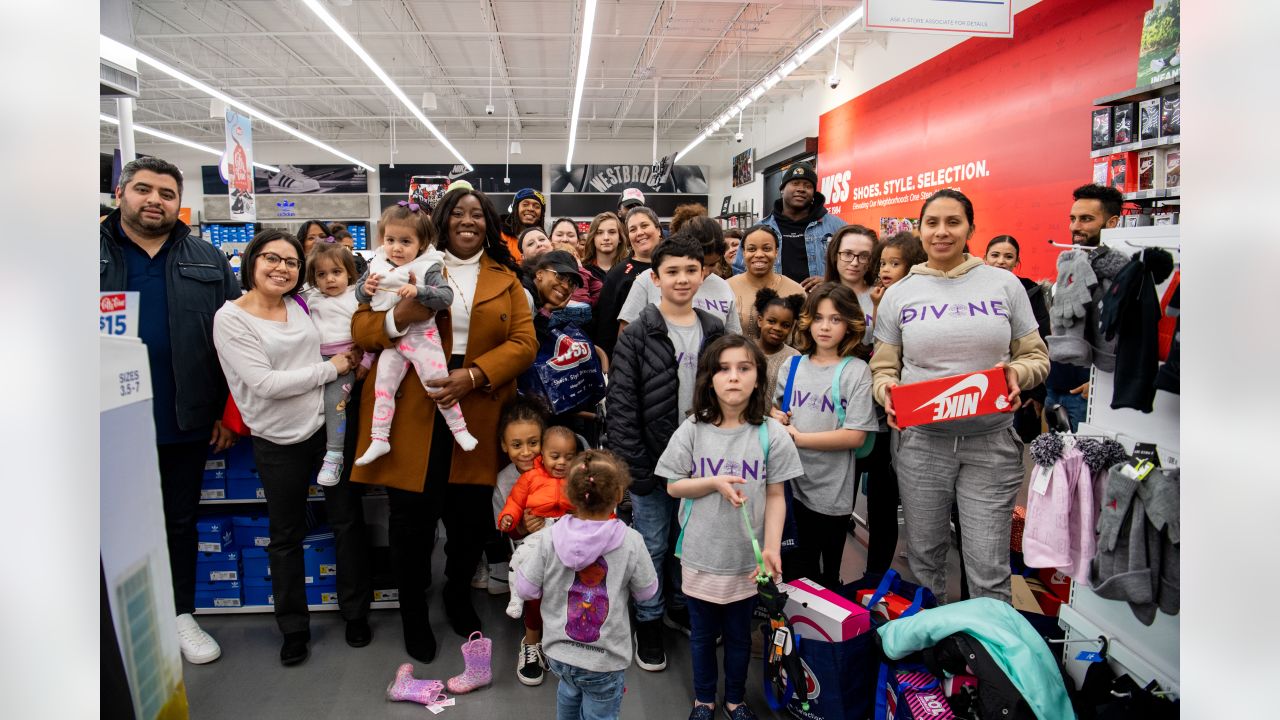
[817,0,1150,280]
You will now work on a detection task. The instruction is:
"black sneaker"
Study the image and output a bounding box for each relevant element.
[517,641,547,686]
[663,606,692,637]
[634,618,667,671]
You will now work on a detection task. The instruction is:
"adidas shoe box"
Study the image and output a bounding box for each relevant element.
[306,586,339,606]
[200,474,226,501]
[241,546,270,581]
[195,579,242,609]
[304,532,338,585]
[196,518,234,553]
[243,575,273,607]
[232,515,271,549]
[226,438,257,479]
[226,475,265,500]
[196,548,240,582]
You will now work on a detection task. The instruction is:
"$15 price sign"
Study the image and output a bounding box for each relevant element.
[100,291,140,338]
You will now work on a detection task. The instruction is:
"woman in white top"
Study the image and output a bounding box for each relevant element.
[726,224,807,339]
[212,229,372,667]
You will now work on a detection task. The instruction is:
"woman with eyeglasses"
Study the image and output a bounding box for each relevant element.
[726,224,807,339]
[824,225,880,344]
[213,229,372,667]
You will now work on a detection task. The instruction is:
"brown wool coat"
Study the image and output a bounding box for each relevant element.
[349,253,537,492]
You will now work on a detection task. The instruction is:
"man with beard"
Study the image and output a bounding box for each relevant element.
[736,162,845,290]
[1044,183,1127,431]
[100,157,241,664]
[501,187,546,262]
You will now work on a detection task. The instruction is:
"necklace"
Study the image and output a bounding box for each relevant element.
[445,272,472,317]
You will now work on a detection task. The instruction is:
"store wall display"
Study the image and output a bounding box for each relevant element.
[731,148,754,187]
[378,163,541,194]
[1163,150,1180,189]
[817,0,1151,280]
[550,161,708,194]
[202,193,370,222]
[1136,0,1180,86]
[1159,92,1180,135]
[202,163,369,195]
[1138,98,1162,140]
[1108,152,1138,194]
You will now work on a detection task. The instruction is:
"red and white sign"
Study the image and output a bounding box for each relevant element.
[818,0,1151,280]
[890,368,1011,429]
[99,291,140,339]
[865,0,1014,38]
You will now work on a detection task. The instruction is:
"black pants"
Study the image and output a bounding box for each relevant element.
[253,428,371,634]
[863,430,902,576]
[387,359,494,622]
[157,438,209,616]
[787,501,850,589]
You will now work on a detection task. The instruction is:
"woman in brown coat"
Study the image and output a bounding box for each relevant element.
[351,187,537,662]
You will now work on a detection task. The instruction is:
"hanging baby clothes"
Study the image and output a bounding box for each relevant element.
[1024,433,1096,585]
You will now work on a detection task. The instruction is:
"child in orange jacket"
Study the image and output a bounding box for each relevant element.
[499,426,579,533]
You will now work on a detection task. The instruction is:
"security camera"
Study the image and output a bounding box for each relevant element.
[734,131,744,143]
[485,104,495,115]
[827,73,841,90]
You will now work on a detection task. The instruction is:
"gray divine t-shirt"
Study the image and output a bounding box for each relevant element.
[655,418,805,576]
[665,318,703,419]
[519,526,657,673]
[856,290,876,346]
[619,271,743,333]
[874,265,1038,435]
[773,356,880,515]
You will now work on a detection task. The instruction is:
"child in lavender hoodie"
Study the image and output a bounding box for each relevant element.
[515,450,657,720]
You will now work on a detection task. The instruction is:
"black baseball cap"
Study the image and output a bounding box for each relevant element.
[535,250,584,288]
[780,162,818,190]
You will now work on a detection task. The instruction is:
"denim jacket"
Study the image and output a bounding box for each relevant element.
[100,211,241,432]
[733,191,846,278]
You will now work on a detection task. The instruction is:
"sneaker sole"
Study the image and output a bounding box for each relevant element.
[634,649,667,672]
[181,647,221,664]
[516,670,545,686]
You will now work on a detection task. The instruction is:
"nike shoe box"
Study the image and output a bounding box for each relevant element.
[195,580,242,609]
[890,368,1012,429]
[232,515,271,549]
[778,578,870,642]
[196,549,240,582]
[196,518,234,553]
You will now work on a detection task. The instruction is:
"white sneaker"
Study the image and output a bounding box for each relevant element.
[487,562,510,595]
[470,560,489,589]
[268,165,320,193]
[176,614,221,664]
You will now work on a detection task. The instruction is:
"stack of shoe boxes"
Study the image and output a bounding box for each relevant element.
[195,517,242,608]
[225,439,263,500]
[304,530,339,606]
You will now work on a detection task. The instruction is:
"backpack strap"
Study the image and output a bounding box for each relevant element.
[779,355,802,413]
[758,422,770,463]
[830,356,853,426]
[293,294,310,315]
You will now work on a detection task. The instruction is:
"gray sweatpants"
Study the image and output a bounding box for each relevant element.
[891,426,1024,604]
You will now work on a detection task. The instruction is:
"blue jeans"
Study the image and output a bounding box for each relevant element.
[1045,387,1088,432]
[687,595,757,705]
[547,658,626,720]
[630,489,684,622]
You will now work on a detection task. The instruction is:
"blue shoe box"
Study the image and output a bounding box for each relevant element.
[241,546,270,581]
[226,439,257,479]
[194,580,242,609]
[196,549,240,582]
[243,575,273,607]
[303,533,337,585]
[199,475,226,500]
[196,518,234,553]
[306,585,338,606]
[226,476,265,500]
[232,516,270,549]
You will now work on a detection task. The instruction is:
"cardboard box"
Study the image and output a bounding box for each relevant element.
[226,476,265,501]
[1164,150,1180,189]
[304,542,337,585]
[243,582,273,607]
[196,519,234,553]
[777,578,871,643]
[226,438,257,480]
[200,475,226,501]
[196,549,240,582]
[241,546,270,581]
[306,585,339,606]
[856,588,917,623]
[1110,102,1137,145]
[1090,107,1112,150]
[1091,158,1109,186]
[1010,575,1042,615]
[232,516,270,549]
[889,368,1011,429]
[194,580,242,609]
[1160,92,1180,136]
[1138,98,1162,140]
[1108,151,1139,194]
[1024,577,1063,616]
[1136,149,1161,191]
[1038,568,1073,602]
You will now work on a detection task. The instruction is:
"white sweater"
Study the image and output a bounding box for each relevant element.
[302,286,358,345]
[213,299,336,445]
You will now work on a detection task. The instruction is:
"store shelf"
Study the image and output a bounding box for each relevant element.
[196,600,400,615]
[1122,188,1180,202]
[199,496,325,505]
[1099,225,1180,245]
[1090,134,1179,158]
[1093,77,1180,106]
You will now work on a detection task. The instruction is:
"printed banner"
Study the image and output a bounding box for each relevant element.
[202,163,369,195]
[817,0,1150,280]
[865,0,1014,38]
[550,160,708,194]
[378,163,542,194]
[732,148,755,188]
[1137,0,1179,85]
[223,110,255,221]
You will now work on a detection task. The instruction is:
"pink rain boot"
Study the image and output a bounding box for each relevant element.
[386,663,447,706]
[446,631,492,694]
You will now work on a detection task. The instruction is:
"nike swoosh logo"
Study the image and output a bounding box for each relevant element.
[447,166,469,180]
[914,373,989,412]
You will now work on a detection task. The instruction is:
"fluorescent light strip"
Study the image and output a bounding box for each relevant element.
[674,7,864,162]
[565,0,599,171]
[299,0,472,171]
[101,35,375,172]
[100,114,281,172]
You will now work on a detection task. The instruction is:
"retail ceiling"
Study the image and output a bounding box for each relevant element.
[102,0,870,148]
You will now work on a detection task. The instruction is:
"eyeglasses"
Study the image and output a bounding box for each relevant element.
[259,252,300,271]
[543,269,576,289]
[837,251,872,264]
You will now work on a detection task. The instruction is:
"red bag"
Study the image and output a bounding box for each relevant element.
[1156,271,1179,361]
[221,395,251,436]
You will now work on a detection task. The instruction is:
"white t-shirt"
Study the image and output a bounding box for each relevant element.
[618,270,742,333]
[302,286,359,345]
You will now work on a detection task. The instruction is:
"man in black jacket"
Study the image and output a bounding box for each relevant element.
[605,235,725,672]
[100,157,241,664]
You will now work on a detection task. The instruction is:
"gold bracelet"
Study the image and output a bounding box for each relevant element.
[467,367,479,388]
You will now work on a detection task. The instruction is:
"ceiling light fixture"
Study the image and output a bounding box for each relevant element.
[100,114,281,173]
[101,35,373,172]
[565,0,599,172]
[299,0,473,170]
[674,6,864,162]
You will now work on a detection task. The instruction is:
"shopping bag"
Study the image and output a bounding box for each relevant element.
[221,395,251,436]
[876,662,956,720]
[518,323,605,415]
[842,570,938,626]
[781,631,878,720]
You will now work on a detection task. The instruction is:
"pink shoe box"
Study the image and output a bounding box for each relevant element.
[778,578,871,643]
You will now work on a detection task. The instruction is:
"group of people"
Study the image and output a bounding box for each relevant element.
[104,152,1127,720]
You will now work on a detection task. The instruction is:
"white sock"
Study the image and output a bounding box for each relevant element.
[316,451,343,486]
[454,430,479,452]
[355,438,390,466]
[506,594,524,619]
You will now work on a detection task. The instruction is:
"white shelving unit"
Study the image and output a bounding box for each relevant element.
[196,600,400,616]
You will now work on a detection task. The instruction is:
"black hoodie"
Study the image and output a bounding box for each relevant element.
[770,191,831,283]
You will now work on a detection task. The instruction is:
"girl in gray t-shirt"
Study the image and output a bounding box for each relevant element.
[770,284,879,590]
[657,335,804,719]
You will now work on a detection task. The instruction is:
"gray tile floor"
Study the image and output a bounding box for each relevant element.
[183,526,953,719]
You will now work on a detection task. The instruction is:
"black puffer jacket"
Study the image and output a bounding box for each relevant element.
[605,304,724,495]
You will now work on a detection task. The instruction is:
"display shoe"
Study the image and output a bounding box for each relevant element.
[268,164,321,193]
[402,610,438,664]
[280,631,310,666]
[446,631,493,694]
[175,613,221,664]
[470,560,489,589]
[386,663,447,706]
[516,641,547,686]
[345,618,372,648]
[444,584,482,638]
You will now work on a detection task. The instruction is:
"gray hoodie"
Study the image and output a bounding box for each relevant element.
[515,517,658,672]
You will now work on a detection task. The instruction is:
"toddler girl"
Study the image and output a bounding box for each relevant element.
[771,283,880,589]
[354,202,477,466]
[301,241,372,485]
[869,231,927,315]
[513,449,657,720]
[656,335,804,720]
[753,288,803,410]
[498,425,579,686]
